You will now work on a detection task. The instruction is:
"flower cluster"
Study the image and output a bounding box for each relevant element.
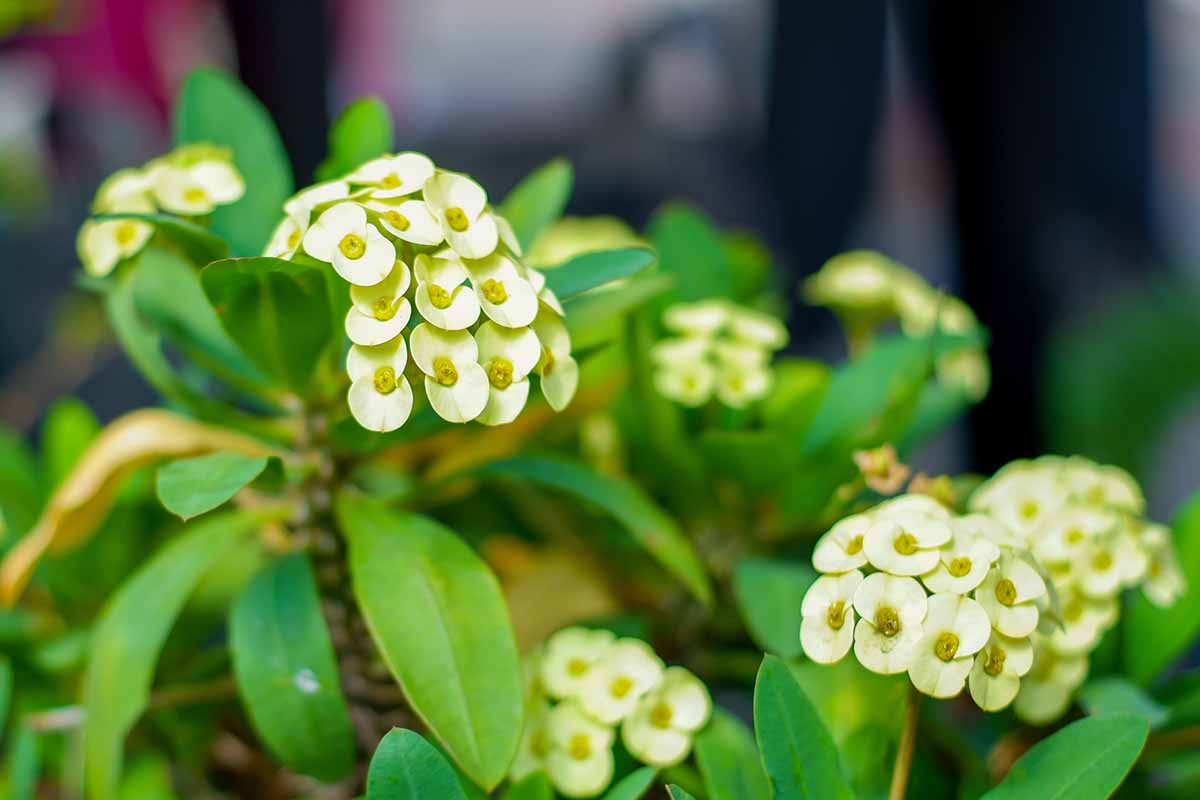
[266,153,577,431]
[800,494,1050,712]
[77,143,245,277]
[651,299,788,408]
[969,456,1186,723]
[511,627,711,798]
[804,250,990,401]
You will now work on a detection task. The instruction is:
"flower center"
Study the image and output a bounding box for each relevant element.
[1091,551,1113,571]
[609,676,634,699]
[433,356,458,386]
[373,366,397,395]
[567,733,591,760]
[286,228,301,249]
[488,357,514,389]
[948,556,973,577]
[383,210,410,231]
[874,606,901,637]
[115,222,138,247]
[1065,527,1085,544]
[995,578,1018,606]
[184,186,208,204]
[445,206,469,232]
[566,658,588,677]
[530,730,550,759]
[983,646,1007,676]
[845,535,864,556]
[339,233,366,260]
[481,278,508,304]
[649,702,674,729]
[427,283,453,309]
[893,532,918,555]
[372,297,399,321]
[1064,597,1084,622]
[934,632,960,661]
[1020,499,1040,520]
[826,600,847,630]
[541,346,557,375]
[380,172,402,189]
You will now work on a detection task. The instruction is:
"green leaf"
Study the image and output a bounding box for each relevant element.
[0,426,42,540]
[732,558,816,659]
[500,159,573,251]
[230,553,355,781]
[5,724,40,800]
[564,273,675,344]
[502,772,553,800]
[94,212,229,266]
[316,97,394,182]
[666,785,698,800]
[366,728,469,800]
[1124,492,1200,684]
[117,754,178,800]
[1079,678,1169,729]
[174,69,293,256]
[647,203,734,303]
[695,709,770,800]
[155,451,279,521]
[201,256,332,392]
[338,497,523,791]
[131,246,265,388]
[470,456,712,605]
[699,431,796,496]
[41,397,100,489]
[601,767,657,799]
[753,655,853,800]
[980,713,1148,800]
[0,655,10,728]
[544,248,656,300]
[84,511,261,799]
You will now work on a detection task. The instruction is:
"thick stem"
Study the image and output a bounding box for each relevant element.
[889,687,921,800]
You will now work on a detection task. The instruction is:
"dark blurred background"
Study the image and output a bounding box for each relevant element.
[1,0,1197,516]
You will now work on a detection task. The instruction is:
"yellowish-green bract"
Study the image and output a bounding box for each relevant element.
[264,153,578,431]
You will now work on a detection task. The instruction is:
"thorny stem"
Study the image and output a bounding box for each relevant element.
[889,686,921,800]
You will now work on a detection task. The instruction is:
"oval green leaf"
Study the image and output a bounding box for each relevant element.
[156,451,278,521]
[84,511,261,799]
[732,558,816,659]
[695,709,770,800]
[174,69,293,256]
[338,496,523,791]
[41,397,100,490]
[230,553,355,781]
[647,203,733,303]
[1079,678,1169,729]
[316,97,394,182]
[980,713,1148,800]
[470,456,712,605]
[666,785,698,800]
[501,772,553,800]
[753,655,853,800]
[602,766,657,799]
[544,248,656,300]
[500,159,573,251]
[366,728,469,800]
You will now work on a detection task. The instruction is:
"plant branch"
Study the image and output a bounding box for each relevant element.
[889,686,921,800]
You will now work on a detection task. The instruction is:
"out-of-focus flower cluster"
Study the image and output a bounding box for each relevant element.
[266,153,577,431]
[969,456,1186,723]
[804,250,990,401]
[511,627,711,798]
[524,215,643,269]
[77,143,245,277]
[651,299,788,408]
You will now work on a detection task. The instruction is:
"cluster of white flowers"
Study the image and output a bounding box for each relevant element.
[969,456,1186,723]
[77,143,245,277]
[804,250,990,401]
[266,153,577,431]
[511,627,711,798]
[651,300,788,408]
[800,494,1049,712]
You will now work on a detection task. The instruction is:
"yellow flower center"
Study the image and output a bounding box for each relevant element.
[445,206,469,232]
[567,733,591,760]
[1020,499,1040,520]
[566,658,588,677]
[530,730,550,759]
[383,210,411,231]
[433,356,458,386]
[488,357,514,390]
[934,631,960,662]
[983,646,1006,676]
[339,233,366,260]
[380,172,402,189]
[1091,551,1113,571]
[184,186,208,205]
[649,702,674,729]
[373,366,397,395]
[826,600,847,630]
[948,556,973,577]
[481,278,508,304]
[114,222,138,247]
[875,606,901,637]
[541,346,557,375]
[286,228,301,249]
[1065,527,1085,544]
[1064,597,1084,623]
[995,578,1018,606]
[1149,561,1162,577]
[893,532,918,556]
[845,535,864,556]
[609,676,634,699]
[372,296,399,321]
[427,283,453,309]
